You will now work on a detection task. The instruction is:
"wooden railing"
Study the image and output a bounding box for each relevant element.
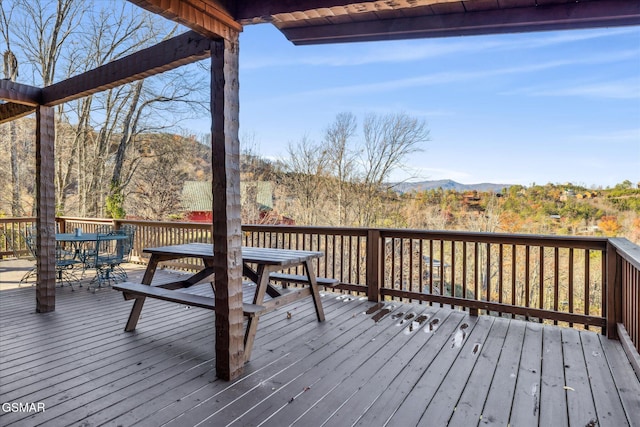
[377,229,608,331]
[608,238,640,374]
[0,217,36,258]
[3,217,639,362]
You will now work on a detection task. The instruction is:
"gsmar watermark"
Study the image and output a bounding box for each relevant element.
[2,402,46,413]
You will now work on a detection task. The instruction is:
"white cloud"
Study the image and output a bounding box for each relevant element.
[576,129,640,142]
[505,77,640,100]
[242,27,640,70]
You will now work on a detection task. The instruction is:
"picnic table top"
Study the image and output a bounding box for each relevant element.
[143,242,324,266]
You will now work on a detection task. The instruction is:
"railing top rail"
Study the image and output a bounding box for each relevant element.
[0,217,36,224]
[379,228,609,250]
[241,224,369,236]
[57,216,113,224]
[609,237,640,270]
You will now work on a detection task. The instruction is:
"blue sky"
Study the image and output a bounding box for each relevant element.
[198,23,640,188]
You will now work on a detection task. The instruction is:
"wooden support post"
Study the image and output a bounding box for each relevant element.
[211,35,244,381]
[35,105,56,313]
[367,229,382,302]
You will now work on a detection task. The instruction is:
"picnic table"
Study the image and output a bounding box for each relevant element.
[113,243,331,361]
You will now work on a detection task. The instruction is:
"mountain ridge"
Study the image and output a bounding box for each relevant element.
[390,179,510,194]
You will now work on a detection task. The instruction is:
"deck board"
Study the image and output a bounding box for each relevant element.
[323,307,445,426]
[353,308,465,426]
[582,331,630,427]
[510,322,543,426]
[417,315,495,426]
[447,317,510,426]
[598,334,640,426]
[478,319,526,425]
[1,269,639,427]
[563,327,599,426]
[390,314,483,426]
[297,306,435,426]
[539,326,569,427]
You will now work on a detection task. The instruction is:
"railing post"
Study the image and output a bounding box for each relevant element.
[606,241,621,339]
[56,217,66,234]
[367,229,382,302]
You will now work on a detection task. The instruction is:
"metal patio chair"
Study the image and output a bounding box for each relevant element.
[21,226,82,290]
[87,225,135,291]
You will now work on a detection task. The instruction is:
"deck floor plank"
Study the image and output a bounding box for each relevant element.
[597,334,640,426]
[142,298,374,426]
[478,318,527,425]
[582,331,632,427]
[104,297,347,427]
[84,298,350,427]
[321,307,449,427]
[352,309,465,426]
[509,322,544,426]
[0,268,639,427]
[389,314,485,426]
[120,295,361,427]
[294,306,433,426]
[416,314,496,427]
[267,305,436,427]
[446,317,510,426]
[161,299,390,426]
[2,302,213,397]
[562,327,599,427]
[539,326,569,427]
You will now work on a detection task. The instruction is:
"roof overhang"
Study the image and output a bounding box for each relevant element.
[131,0,640,45]
[265,0,640,45]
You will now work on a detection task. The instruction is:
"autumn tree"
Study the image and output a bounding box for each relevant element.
[598,215,622,237]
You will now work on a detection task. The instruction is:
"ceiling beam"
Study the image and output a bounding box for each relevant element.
[279,0,640,44]
[0,80,41,106]
[0,102,36,124]
[129,0,242,38]
[41,31,211,106]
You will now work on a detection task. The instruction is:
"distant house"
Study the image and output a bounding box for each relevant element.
[180,181,294,225]
[576,192,598,199]
[181,181,214,222]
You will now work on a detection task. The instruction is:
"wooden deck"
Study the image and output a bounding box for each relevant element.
[1,267,639,426]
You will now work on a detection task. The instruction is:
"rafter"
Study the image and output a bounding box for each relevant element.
[0,102,36,124]
[279,0,640,44]
[0,80,41,106]
[41,31,212,106]
[129,0,241,38]
[236,0,362,23]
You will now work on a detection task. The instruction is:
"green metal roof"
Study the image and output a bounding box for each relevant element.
[181,181,273,212]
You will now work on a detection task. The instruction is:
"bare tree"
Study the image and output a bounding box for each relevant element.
[283,112,429,227]
[0,1,22,215]
[324,112,357,225]
[3,1,208,218]
[356,112,429,226]
[127,134,191,220]
[14,0,83,86]
[280,136,331,225]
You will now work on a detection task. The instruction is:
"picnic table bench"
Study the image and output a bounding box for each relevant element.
[112,243,329,362]
[269,272,339,288]
[113,281,266,316]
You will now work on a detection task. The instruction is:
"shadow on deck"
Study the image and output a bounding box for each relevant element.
[1,263,639,426]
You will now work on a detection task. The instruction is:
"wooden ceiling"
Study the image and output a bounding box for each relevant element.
[130,0,640,44]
